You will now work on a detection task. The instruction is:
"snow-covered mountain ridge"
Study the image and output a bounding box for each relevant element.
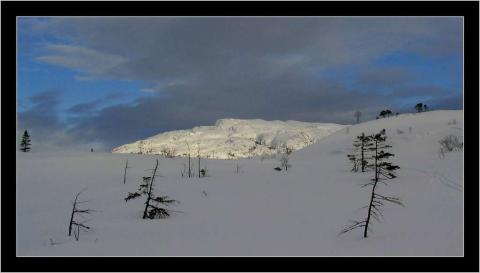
[112,118,345,159]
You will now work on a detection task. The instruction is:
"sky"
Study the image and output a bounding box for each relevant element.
[17,17,463,150]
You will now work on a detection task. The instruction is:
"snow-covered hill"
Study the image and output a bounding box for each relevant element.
[17,110,463,256]
[112,119,344,159]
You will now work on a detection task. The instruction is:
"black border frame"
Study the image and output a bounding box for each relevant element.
[2,1,478,271]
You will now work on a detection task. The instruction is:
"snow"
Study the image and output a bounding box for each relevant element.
[112,118,344,159]
[17,110,463,256]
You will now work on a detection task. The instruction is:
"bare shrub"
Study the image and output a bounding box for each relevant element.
[447,118,457,125]
[160,147,176,158]
[439,135,463,155]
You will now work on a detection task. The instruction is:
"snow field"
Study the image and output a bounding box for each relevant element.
[17,110,463,256]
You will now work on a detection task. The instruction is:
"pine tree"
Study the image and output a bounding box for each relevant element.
[341,130,402,238]
[347,133,373,173]
[415,103,424,113]
[20,130,31,152]
[125,159,178,219]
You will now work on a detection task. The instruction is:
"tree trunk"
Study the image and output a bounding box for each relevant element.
[68,205,75,236]
[364,139,378,238]
[188,155,191,178]
[143,159,159,219]
[361,135,365,172]
[123,159,128,184]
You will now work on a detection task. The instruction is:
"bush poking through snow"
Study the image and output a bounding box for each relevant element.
[279,147,293,171]
[447,118,456,125]
[160,147,176,158]
[438,135,463,158]
[125,159,178,219]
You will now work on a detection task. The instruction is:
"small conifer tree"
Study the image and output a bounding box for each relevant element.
[415,103,424,113]
[347,133,373,173]
[20,130,31,152]
[341,130,402,238]
[125,159,178,219]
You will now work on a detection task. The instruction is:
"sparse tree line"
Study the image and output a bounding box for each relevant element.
[353,103,430,124]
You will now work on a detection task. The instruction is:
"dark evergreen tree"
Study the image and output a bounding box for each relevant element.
[379,109,393,118]
[415,103,424,113]
[125,159,178,219]
[379,110,386,118]
[347,133,373,173]
[20,130,31,152]
[341,130,402,238]
[423,104,428,111]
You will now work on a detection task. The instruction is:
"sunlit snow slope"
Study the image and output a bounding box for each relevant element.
[112,119,344,159]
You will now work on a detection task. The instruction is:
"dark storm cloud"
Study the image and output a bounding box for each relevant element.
[356,67,413,89]
[38,17,462,83]
[392,85,454,98]
[427,94,463,110]
[24,17,463,148]
[18,89,62,132]
[17,89,79,149]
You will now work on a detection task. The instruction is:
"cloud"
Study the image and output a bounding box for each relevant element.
[17,90,103,151]
[68,101,99,114]
[37,44,127,76]
[19,17,463,149]
[356,67,413,89]
[392,85,454,98]
[18,89,61,131]
[35,17,462,84]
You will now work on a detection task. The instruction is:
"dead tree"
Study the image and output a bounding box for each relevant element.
[347,154,359,172]
[347,133,373,173]
[235,162,241,174]
[186,141,192,178]
[68,188,93,241]
[354,110,362,124]
[123,159,130,184]
[340,130,402,238]
[125,159,178,219]
[280,154,290,171]
[197,144,201,178]
[279,146,293,171]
